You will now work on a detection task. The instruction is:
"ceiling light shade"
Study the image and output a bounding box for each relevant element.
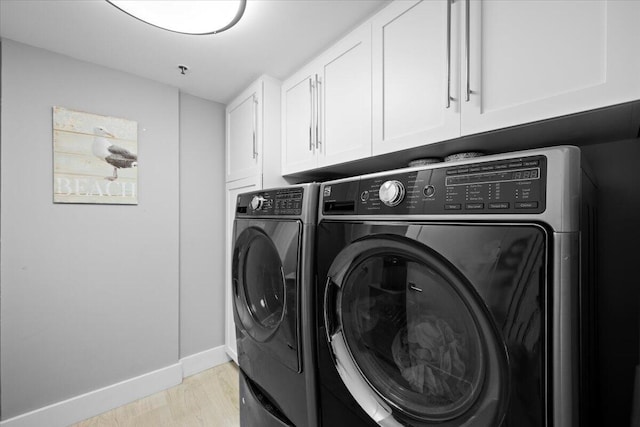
[106,0,246,35]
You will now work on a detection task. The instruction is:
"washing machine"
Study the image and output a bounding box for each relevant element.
[315,146,597,427]
[232,184,319,427]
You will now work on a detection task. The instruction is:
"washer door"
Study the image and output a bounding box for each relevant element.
[233,220,302,372]
[324,236,508,426]
[234,226,286,341]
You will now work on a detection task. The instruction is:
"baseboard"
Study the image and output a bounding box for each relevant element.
[179,344,231,378]
[225,344,238,365]
[0,363,183,427]
[0,346,232,427]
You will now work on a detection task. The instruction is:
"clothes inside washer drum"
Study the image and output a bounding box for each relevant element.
[391,315,471,403]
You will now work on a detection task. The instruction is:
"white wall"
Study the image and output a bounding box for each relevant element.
[0,39,227,422]
[179,93,226,357]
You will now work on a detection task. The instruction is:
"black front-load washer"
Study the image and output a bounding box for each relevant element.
[233,184,319,427]
[315,146,597,427]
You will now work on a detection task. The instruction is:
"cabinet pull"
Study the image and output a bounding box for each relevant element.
[252,94,258,159]
[316,75,322,151]
[309,78,314,152]
[446,0,453,109]
[465,0,471,102]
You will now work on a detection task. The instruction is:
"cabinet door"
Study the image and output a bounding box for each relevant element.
[462,0,640,136]
[225,175,262,362]
[226,85,261,182]
[318,24,372,167]
[372,0,461,156]
[282,70,317,175]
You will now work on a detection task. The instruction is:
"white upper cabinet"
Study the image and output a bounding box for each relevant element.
[372,0,461,155]
[321,24,372,167]
[461,0,640,136]
[282,67,317,174]
[226,75,285,185]
[226,82,260,182]
[281,0,640,174]
[282,24,372,175]
[372,0,640,154]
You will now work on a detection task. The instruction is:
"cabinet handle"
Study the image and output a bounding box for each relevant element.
[465,0,471,102]
[309,78,314,152]
[446,0,453,109]
[252,94,258,159]
[316,75,322,150]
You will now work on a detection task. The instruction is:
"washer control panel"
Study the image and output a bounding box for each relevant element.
[237,187,305,216]
[323,155,547,215]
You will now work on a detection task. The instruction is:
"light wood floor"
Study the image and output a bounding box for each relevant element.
[72,362,240,427]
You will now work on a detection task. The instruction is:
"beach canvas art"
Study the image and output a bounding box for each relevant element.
[53,106,138,204]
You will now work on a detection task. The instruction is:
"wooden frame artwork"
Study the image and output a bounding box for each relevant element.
[53,106,138,204]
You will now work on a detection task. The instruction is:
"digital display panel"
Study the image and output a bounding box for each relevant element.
[512,169,539,180]
[446,168,540,186]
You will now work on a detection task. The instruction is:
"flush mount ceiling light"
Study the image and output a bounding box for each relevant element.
[106,0,246,35]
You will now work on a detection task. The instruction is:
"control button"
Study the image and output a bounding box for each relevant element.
[250,195,266,211]
[515,201,539,209]
[508,162,524,168]
[379,180,406,207]
[457,168,470,174]
[469,167,482,173]
[480,165,495,172]
[444,204,462,210]
[446,169,459,175]
[423,185,436,198]
[465,203,484,210]
[360,191,370,202]
[523,160,540,167]
[494,164,508,170]
[489,202,510,209]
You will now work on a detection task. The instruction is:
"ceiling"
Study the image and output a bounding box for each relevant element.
[0,0,387,104]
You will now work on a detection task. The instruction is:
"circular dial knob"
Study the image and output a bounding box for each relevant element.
[378,180,405,207]
[250,195,265,211]
[424,185,436,198]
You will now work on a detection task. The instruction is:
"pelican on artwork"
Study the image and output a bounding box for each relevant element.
[92,126,137,181]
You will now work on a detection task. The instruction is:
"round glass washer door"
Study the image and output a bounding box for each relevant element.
[233,227,286,342]
[325,237,508,425]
